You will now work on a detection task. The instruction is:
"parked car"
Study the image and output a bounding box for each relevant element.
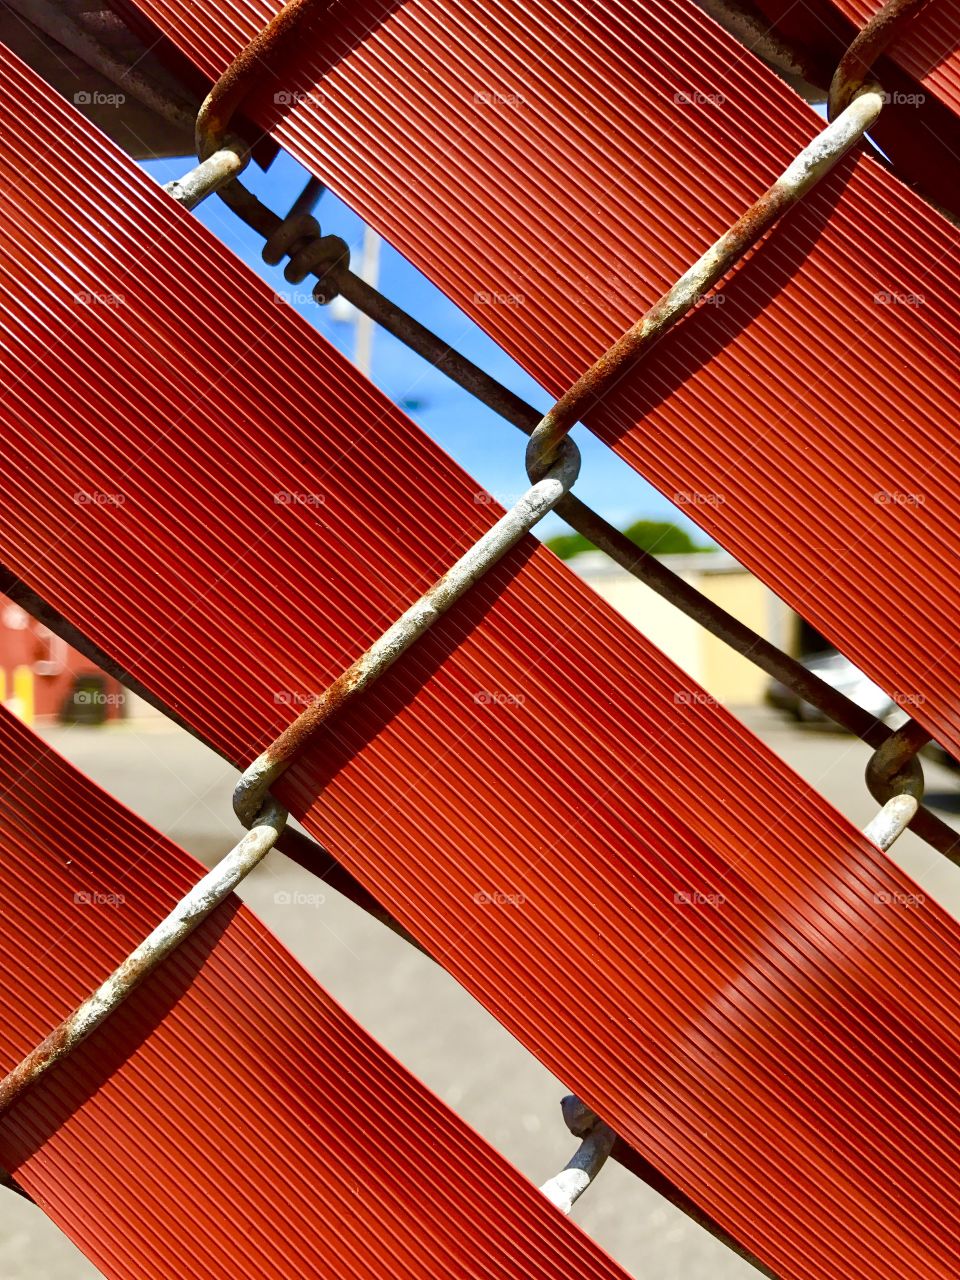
[767,651,960,771]
[767,650,908,727]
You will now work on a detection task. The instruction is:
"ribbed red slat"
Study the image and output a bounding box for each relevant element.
[123,0,960,759]
[0,705,627,1279]
[4,39,960,1280]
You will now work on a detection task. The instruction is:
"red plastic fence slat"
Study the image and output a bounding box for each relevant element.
[0,706,627,1279]
[123,0,960,758]
[5,40,960,1280]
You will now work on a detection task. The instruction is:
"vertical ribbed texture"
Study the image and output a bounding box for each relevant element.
[126,0,960,761]
[4,36,960,1280]
[0,704,627,1279]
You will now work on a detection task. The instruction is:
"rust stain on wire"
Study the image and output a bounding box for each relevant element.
[194,0,321,160]
[526,90,883,478]
[233,438,581,827]
[829,0,935,116]
[330,284,960,858]
[225,94,892,839]
[866,718,930,806]
[0,801,286,1116]
[165,108,960,861]
[539,1097,617,1215]
[166,0,336,226]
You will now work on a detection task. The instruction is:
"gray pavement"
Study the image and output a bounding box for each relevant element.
[4,707,959,1279]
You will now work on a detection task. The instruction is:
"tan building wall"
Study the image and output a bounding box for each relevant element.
[697,569,774,704]
[569,551,790,706]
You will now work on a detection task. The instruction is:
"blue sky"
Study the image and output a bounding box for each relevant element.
[145,149,712,542]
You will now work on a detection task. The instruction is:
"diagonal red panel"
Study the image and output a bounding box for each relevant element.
[0,703,627,1279]
[5,39,960,1280]
[123,0,960,758]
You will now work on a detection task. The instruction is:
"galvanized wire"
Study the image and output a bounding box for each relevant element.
[0,800,286,1117]
[233,440,581,827]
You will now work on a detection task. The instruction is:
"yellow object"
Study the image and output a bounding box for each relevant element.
[11,665,34,724]
[572,551,792,707]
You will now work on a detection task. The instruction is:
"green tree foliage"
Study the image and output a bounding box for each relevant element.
[545,519,714,561]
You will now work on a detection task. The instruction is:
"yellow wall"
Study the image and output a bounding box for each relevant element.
[8,665,34,724]
[696,571,773,705]
[572,553,784,707]
[588,572,703,681]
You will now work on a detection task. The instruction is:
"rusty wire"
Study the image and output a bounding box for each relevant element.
[161,0,953,855]
[829,0,935,117]
[221,95,887,815]
[158,55,956,858]
[133,0,949,1245]
[523,91,882,480]
[557,1097,779,1279]
[162,145,247,209]
[0,567,425,955]
[321,271,955,838]
[233,439,581,827]
[0,800,287,1118]
[0,2,933,1263]
[194,0,318,159]
[539,1100,617,1215]
[3,0,199,133]
[167,146,960,859]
